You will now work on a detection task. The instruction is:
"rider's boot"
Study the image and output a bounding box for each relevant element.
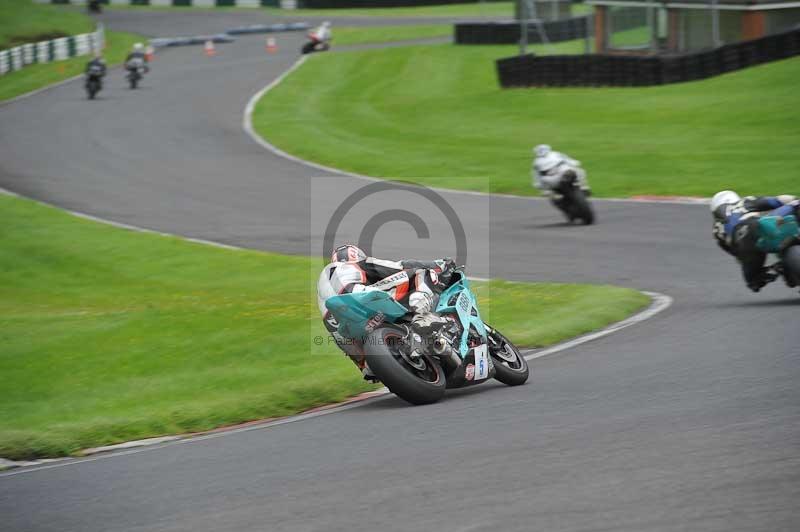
[411,312,449,337]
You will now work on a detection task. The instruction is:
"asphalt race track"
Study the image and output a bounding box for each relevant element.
[1,11,799,532]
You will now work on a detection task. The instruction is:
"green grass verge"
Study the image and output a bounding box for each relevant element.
[0,0,94,51]
[104,2,515,17]
[0,30,144,103]
[268,2,514,17]
[0,193,647,460]
[104,2,590,17]
[333,25,451,46]
[268,2,591,18]
[252,43,799,198]
[473,281,648,348]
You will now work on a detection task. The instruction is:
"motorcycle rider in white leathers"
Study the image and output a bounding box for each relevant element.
[532,144,590,196]
[125,42,149,76]
[310,21,332,49]
[317,244,454,381]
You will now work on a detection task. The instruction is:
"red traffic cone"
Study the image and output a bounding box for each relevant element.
[204,40,216,57]
[145,44,155,62]
[266,37,277,54]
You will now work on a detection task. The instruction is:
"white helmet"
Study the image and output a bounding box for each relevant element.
[534,144,551,158]
[322,21,331,27]
[133,42,144,52]
[710,190,741,213]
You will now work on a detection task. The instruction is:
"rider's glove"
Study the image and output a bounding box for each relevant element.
[436,257,456,272]
[435,258,456,286]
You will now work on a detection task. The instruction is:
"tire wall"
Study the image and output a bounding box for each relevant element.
[496,27,800,88]
[455,7,644,45]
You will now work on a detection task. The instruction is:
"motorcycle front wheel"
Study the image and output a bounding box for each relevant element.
[301,42,315,54]
[364,326,446,405]
[486,326,529,386]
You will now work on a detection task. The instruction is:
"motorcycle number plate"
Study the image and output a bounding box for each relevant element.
[473,344,489,381]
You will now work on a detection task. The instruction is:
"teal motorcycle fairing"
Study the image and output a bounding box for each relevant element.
[325,291,408,340]
[757,214,799,253]
[324,271,487,358]
[435,271,487,357]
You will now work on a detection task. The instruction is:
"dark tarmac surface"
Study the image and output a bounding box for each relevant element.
[1,11,798,532]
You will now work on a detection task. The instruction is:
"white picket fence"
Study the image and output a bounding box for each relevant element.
[0,25,105,77]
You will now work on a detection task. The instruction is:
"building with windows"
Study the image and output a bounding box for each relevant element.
[586,0,800,53]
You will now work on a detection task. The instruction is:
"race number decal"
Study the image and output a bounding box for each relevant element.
[473,344,489,380]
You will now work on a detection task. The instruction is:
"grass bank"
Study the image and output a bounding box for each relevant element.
[252,43,799,197]
[0,30,144,102]
[0,0,146,102]
[0,0,93,51]
[104,2,516,17]
[334,25,451,46]
[267,2,590,18]
[0,193,647,460]
[279,2,515,17]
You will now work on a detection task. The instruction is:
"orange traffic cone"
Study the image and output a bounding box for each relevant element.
[145,44,155,62]
[204,40,216,57]
[266,37,277,54]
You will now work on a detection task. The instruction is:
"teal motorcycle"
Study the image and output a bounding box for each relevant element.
[756,213,800,290]
[325,269,529,405]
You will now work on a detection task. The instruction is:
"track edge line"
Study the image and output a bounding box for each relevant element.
[522,291,673,361]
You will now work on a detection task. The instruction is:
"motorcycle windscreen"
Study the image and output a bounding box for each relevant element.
[325,291,408,339]
[757,214,799,253]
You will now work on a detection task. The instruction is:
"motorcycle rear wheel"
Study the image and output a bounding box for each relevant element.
[571,188,595,225]
[364,326,446,405]
[781,245,800,287]
[486,326,529,386]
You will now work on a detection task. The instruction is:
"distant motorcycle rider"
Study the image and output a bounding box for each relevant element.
[532,144,591,213]
[125,43,149,74]
[84,54,106,97]
[710,190,800,292]
[85,54,106,79]
[317,244,455,381]
[312,21,332,47]
[302,21,332,54]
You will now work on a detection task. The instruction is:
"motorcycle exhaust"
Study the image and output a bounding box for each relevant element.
[432,336,447,354]
[432,335,461,370]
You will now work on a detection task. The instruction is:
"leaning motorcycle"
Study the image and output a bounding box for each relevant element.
[125,58,147,89]
[85,69,103,100]
[549,167,594,225]
[301,34,330,55]
[325,268,529,405]
[756,212,800,291]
